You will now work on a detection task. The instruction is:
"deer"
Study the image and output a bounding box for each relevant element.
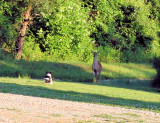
[92,51,102,83]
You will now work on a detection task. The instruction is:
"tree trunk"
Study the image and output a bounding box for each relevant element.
[16,5,32,60]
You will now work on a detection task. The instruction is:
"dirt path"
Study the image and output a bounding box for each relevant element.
[0,93,159,123]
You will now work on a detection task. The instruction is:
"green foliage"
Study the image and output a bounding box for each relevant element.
[98,45,121,63]
[22,35,46,61]
[86,0,160,62]
[0,0,160,63]
[0,1,15,51]
[122,46,153,63]
[28,0,93,62]
[0,48,13,60]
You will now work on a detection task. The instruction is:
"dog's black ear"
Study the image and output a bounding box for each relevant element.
[46,72,48,74]
[49,72,53,74]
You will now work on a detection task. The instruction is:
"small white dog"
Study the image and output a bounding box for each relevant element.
[44,72,53,84]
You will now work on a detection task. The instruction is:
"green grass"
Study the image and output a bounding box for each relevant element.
[0,59,159,112]
[101,63,156,79]
[0,77,160,113]
[0,59,156,82]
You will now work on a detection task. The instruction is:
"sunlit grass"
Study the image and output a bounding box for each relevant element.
[0,77,160,112]
[0,59,156,82]
[101,63,156,79]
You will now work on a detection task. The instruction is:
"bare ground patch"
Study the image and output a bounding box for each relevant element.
[0,93,159,123]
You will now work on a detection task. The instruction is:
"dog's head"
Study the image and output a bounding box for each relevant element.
[46,72,52,77]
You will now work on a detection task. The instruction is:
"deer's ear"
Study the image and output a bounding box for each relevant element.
[97,51,100,54]
[91,50,94,53]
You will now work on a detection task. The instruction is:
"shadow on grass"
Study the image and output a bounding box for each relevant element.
[0,82,159,112]
[100,79,160,93]
[0,59,155,81]
[0,60,93,82]
[0,59,157,93]
[99,64,158,93]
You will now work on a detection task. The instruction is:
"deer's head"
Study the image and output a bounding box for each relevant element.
[92,51,99,57]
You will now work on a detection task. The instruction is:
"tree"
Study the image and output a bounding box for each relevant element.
[16,2,32,59]
[0,0,33,59]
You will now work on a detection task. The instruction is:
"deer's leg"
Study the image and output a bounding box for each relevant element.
[96,77,98,83]
[97,72,101,83]
[93,69,98,83]
[92,71,95,82]
[96,75,98,83]
[95,72,99,83]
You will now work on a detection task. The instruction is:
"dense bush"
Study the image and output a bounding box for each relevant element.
[152,57,160,88]
[0,2,15,52]
[98,45,121,62]
[27,0,93,62]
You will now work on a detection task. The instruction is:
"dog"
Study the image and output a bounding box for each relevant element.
[44,72,53,84]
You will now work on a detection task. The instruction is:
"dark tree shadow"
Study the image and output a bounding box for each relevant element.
[0,82,159,112]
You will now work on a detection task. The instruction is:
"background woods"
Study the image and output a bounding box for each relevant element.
[0,0,160,63]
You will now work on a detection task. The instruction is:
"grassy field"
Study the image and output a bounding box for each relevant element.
[0,59,159,112]
[0,77,160,113]
[0,59,156,82]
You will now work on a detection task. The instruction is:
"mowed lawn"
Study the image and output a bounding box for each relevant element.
[0,76,160,113]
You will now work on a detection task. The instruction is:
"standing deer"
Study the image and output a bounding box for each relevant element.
[92,51,102,83]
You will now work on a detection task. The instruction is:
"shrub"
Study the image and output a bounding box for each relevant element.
[122,46,153,63]
[152,57,160,88]
[0,48,14,60]
[98,45,121,63]
[22,35,46,61]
